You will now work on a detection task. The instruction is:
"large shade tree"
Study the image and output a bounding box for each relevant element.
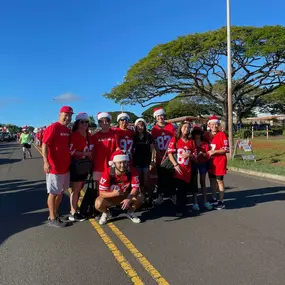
[105,26,285,128]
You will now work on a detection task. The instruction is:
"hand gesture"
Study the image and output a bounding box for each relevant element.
[121,198,131,210]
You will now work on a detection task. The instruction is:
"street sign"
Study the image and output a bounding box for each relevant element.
[242,154,256,160]
[233,139,256,162]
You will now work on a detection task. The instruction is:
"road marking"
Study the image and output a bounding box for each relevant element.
[108,223,170,285]
[69,188,144,284]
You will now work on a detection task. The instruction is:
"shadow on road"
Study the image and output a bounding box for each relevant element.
[0,179,70,245]
[225,185,285,209]
[0,158,22,165]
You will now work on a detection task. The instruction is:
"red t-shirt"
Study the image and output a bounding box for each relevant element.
[207,131,229,176]
[42,122,71,174]
[168,137,196,183]
[99,167,140,193]
[151,123,176,165]
[70,131,93,159]
[192,141,210,164]
[113,127,135,153]
[92,130,117,173]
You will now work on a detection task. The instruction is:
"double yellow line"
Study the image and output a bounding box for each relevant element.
[34,144,169,285]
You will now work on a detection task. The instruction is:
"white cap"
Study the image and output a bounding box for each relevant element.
[97,112,112,121]
[135,118,146,126]
[117,112,130,122]
[75,112,89,121]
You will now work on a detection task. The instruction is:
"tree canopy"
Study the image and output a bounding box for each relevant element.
[104,26,285,126]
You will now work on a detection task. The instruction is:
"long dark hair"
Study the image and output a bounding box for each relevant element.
[135,121,147,138]
[191,129,205,141]
[176,121,191,140]
[72,120,89,136]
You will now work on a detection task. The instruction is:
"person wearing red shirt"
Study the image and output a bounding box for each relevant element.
[69,112,93,222]
[95,150,143,225]
[151,107,176,204]
[42,106,73,228]
[113,113,135,156]
[190,126,213,211]
[92,112,117,184]
[167,120,196,216]
[206,116,229,210]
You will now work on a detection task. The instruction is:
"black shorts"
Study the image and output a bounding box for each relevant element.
[22,143,31,149]
[70,170,88,183]
[208,173,224,181]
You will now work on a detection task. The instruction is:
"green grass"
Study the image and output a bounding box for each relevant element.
[228,138,285,176]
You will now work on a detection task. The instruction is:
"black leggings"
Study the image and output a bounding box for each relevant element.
[156,166,175,197]
[175,178,190,213]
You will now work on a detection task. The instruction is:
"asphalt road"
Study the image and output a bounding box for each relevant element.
[1,142,285,285]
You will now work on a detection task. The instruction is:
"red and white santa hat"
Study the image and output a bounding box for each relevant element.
[117,112,130,122]
[75,112,89,121]
[208,115,220,125]
[135,118,146,126]
[153,107,166,118]
[22,125,28,131]
[97,112,112,121]
[108,150,129,166]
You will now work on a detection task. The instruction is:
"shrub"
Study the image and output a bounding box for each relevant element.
[234,129,252,139]
[283,130,285,137]
[271,127,284,136]
[254,130,273,137]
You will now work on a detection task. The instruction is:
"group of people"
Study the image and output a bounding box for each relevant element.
[34,105,229,228]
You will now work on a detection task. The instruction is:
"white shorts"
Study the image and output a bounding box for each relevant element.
[46,172,70,195]
[93,171,103,181]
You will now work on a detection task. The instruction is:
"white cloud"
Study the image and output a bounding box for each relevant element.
[53,93,81,102]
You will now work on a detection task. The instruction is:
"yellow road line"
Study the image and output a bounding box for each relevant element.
[108,223,169,285]
[68,189,144,284]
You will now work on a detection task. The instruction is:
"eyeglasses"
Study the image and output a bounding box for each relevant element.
[79,120,89,124]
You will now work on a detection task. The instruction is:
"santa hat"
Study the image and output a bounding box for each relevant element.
[108,150,129,166]
[208,115,220,125]
[117,112,130,122]
[75,112,89,121]
[97,112,112,121]
[22,126,28,131]
[153,107,166,118]
[135,118,146,127]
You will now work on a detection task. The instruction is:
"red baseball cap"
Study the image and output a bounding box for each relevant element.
[60,106,74,114]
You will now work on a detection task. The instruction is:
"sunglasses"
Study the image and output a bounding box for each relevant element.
[79,120,89,124]
[119,118,129,122]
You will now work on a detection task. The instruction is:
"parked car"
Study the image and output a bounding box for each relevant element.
[0,132,4,142]
[3,132,13,141]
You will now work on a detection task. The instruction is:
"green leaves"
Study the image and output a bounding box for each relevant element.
[104,26,285,124]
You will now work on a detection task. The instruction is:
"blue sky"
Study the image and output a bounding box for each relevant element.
[0,0,284,127]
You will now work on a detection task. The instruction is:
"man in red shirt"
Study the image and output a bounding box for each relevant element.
[113,113,135,156]
[95,150,143,225]
[92,112,117,184]
[151,107,176,204]
[42,106,74,228]
[206,115,229,210]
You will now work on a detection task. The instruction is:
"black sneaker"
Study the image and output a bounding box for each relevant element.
[48,217,67,228]
[215,201,225,210]
[68,213,86,222]
[210,198,218,206]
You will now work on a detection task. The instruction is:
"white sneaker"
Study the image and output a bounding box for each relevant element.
[154,194,164,205]
[99,211,111,225]
[192,204,200,211]
[126,211,141,224]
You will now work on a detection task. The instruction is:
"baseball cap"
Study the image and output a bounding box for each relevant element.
[60,106,74,114]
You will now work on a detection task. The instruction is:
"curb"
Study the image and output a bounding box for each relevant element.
[228,167,285,182]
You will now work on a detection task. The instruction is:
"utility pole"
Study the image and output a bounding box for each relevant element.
[227,0,233,158]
